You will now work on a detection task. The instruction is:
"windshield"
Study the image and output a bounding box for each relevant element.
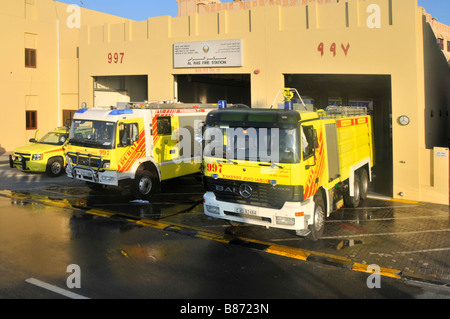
[204,126,299,164]
[69,120,116,150]
[38,132,68,146]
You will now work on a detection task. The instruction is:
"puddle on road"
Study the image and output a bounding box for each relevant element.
[7,179,204,223]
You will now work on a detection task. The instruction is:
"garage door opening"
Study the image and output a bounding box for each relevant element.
[285,74,393,197]
[93,75,148,107]
[175,74,251,106]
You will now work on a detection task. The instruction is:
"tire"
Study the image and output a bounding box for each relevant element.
[46,157,64,177]
[308,193,326,241]
[344,173,361,208]
[131,170,158,200]
[359,169,369,200]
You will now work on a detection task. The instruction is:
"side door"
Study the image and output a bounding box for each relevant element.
[153,115,180,163]
[300,122,324,200]
[116,118,145,173]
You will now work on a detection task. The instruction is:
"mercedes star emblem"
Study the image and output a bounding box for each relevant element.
[239,184,253,199]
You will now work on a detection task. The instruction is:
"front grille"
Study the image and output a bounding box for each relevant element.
[13,153,31,161]
[15,152,31,157]
[204,177,303,209]
[69,154,102,169]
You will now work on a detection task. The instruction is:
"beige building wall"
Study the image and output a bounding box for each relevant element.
[0,0,128,153]
[77,0,449,205]
[179,0,450,64]
[422,10,450,63]
[2,0,448,205]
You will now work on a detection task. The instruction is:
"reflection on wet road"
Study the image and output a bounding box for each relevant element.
[2,192,449,300]
[43,177,204,221]
[0,165,449,288]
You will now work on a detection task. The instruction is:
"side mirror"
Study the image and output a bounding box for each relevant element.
[305,129,319,170]
[312,129,319,149]
[29,138,37,143]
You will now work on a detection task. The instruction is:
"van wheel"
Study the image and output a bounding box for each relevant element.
[359,169,369,200]
[308,193,325,241]
[46,158,64,177]
[132,170,157,200]
[344,174,361,208]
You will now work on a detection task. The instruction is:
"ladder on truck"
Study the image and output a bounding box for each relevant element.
[319,106,368,118]
[116,101,218,110]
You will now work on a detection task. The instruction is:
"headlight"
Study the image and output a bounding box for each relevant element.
[102,161,110,169]
[32,154,42,161]
[276,216,295,226]
[205,205,220,214]
[101,176,115,182]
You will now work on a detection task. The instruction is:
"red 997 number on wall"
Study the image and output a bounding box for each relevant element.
[108,52,125,64]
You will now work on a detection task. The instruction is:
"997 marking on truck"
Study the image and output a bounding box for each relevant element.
[206,163,223,173]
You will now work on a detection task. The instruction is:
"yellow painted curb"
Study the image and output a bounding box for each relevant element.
[352,262,402,279]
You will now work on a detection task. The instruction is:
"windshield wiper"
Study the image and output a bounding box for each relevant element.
[258,162,284,169]
[217,158,238,165]
[69,138,103,147]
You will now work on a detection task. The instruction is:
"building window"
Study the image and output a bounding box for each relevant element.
[26,111,37,130]
[25,48,37,68]
[63,110,77,127]
[437,38,444,50]
[447,41,450,52]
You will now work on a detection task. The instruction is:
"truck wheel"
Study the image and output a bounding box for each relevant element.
[46,157,64,177]
[308,193,325,241]
[132,170,157,200]
[344,174,361,208]
[359,169,369,200]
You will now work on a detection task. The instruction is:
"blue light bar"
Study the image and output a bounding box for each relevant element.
[284,101,293,110]
[109,109,134,116]
[76,108,88,114]
[218,100,227,109]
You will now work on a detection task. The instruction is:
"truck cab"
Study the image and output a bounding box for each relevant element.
[65,103,216,199]
[202,100,373,240]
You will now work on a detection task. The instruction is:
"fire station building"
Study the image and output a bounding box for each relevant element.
[1,0,450,205]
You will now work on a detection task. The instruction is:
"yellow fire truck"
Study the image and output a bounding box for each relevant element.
[65,102,216,199]
[202,89,374,240]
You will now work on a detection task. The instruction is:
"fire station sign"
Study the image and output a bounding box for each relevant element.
[173,39,243,68]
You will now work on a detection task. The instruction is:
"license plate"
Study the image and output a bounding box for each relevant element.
[75,169,93,179]
[235,207,257,216]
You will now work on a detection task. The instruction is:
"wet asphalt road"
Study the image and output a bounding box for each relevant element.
[0,164,449,302]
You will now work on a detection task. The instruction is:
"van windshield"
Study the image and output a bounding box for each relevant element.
[69,120,116,150]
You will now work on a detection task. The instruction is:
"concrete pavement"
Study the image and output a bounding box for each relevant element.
[0,153,10,165]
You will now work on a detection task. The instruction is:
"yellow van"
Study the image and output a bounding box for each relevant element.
[9,127,69,177]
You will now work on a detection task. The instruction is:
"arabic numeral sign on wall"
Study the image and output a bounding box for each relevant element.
[317,43,350,57]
